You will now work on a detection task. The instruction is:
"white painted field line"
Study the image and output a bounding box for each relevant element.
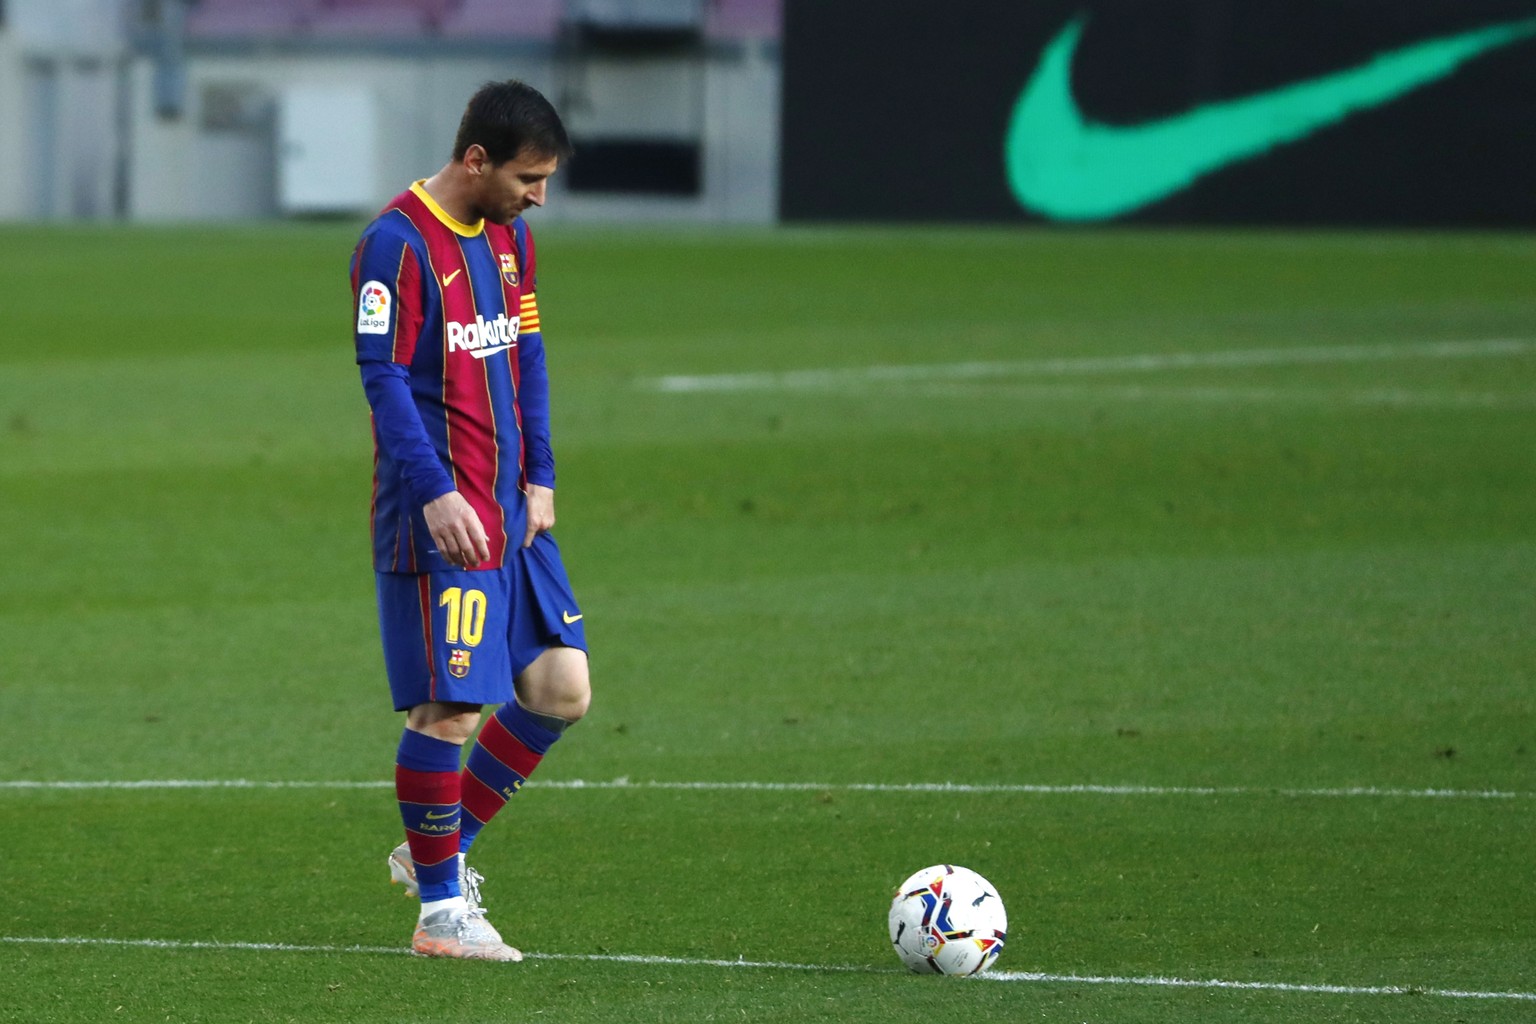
[3,935,409,956]
[4,936,1533,1003]
[541,780,1535,801]
[980,967,1536,1002]
[0,935,866,973]
[909,381,1536,409]
[648,337,1536,393]
[0,778,1529,800]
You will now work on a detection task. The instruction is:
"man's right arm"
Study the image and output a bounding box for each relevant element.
[359,362,489,567]
[352,226,488,568]
[358,360,454,511]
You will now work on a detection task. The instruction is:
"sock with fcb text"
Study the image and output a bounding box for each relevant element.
[394,729,463,906]
[458,701,566,854]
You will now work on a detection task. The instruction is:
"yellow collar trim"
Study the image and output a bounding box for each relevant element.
[410,181,483,237]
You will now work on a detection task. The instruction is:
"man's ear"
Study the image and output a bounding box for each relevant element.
[463,143,488,176]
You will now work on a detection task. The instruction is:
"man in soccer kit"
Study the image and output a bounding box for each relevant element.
[349,81,589,961]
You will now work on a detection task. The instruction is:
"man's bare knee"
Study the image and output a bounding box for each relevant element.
[515,647,591,723]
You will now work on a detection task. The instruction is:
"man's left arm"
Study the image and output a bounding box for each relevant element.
[517,225,556,548]
[519,331,554,547]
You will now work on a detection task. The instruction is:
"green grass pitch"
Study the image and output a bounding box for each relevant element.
[0,222,1533,1023]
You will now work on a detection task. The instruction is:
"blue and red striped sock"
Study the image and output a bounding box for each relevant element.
[459,702,563,853]
[395,729,463,903]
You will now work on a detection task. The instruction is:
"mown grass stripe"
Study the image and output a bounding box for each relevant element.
[0,779,1528,799]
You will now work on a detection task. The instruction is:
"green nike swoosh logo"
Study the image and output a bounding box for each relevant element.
[1005,16,1536,221]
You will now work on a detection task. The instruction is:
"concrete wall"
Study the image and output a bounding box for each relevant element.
[125,52,539,221]
[0,27,27,220]
[0,0,779,225]
[120,41,779,224]
[0,0,132,220]
[554,39,780,223]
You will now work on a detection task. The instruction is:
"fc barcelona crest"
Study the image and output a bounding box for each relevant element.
[448,649,472,678]
[498,252,519,287]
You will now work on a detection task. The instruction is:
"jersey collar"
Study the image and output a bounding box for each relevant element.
[410,181,484,237]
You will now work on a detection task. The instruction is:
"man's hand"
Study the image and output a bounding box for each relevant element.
[423,491,491,568]
[524,484,555,548]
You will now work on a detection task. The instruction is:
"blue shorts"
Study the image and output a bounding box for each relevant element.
[376,532,587,711]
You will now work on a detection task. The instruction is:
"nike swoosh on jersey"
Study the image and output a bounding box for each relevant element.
[468,343,517,360]
[441,268,462,287]
[562,611,583,624]
[1004,16,1536,221]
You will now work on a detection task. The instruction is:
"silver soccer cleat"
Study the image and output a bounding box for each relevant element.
[411,905,521,962]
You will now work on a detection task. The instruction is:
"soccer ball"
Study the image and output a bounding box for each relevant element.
[888,864,1007,975]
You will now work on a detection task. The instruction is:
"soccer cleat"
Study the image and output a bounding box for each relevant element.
[389,842,485,910]
[388,842,420,896]
[411,906,522,962]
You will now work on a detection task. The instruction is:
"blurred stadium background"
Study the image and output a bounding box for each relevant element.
[4,0,1532,227]
[0,0,781,223]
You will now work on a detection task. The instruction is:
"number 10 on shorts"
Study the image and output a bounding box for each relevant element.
[440,587,487,646]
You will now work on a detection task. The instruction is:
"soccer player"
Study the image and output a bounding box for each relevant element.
[349,81,589,962]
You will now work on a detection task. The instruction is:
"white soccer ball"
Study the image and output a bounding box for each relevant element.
[888,864,1007,975]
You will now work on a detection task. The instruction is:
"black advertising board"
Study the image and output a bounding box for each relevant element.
[780,1,1536,225]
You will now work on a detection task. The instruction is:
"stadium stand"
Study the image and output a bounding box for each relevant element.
[438,0,564,40]
[306,0,446,38]
[185,0,778,42]
[186,0,322,38]
[705,0,777,39]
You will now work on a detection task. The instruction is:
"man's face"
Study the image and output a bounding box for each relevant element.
[472,147,559,225]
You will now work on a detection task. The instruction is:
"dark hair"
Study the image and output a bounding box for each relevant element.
[452,80,573,165]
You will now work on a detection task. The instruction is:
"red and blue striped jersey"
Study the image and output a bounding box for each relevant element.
[350,182,553,573]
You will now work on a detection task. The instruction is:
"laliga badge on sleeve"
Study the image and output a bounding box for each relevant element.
[357,280,393,334]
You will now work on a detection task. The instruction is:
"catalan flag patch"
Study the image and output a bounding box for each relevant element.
[519,292,541,333]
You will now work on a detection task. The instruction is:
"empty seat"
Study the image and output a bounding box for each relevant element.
[306,0,440,37]
[705,0,779,40]
[439,0,563,38]
[186,0,321,38]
